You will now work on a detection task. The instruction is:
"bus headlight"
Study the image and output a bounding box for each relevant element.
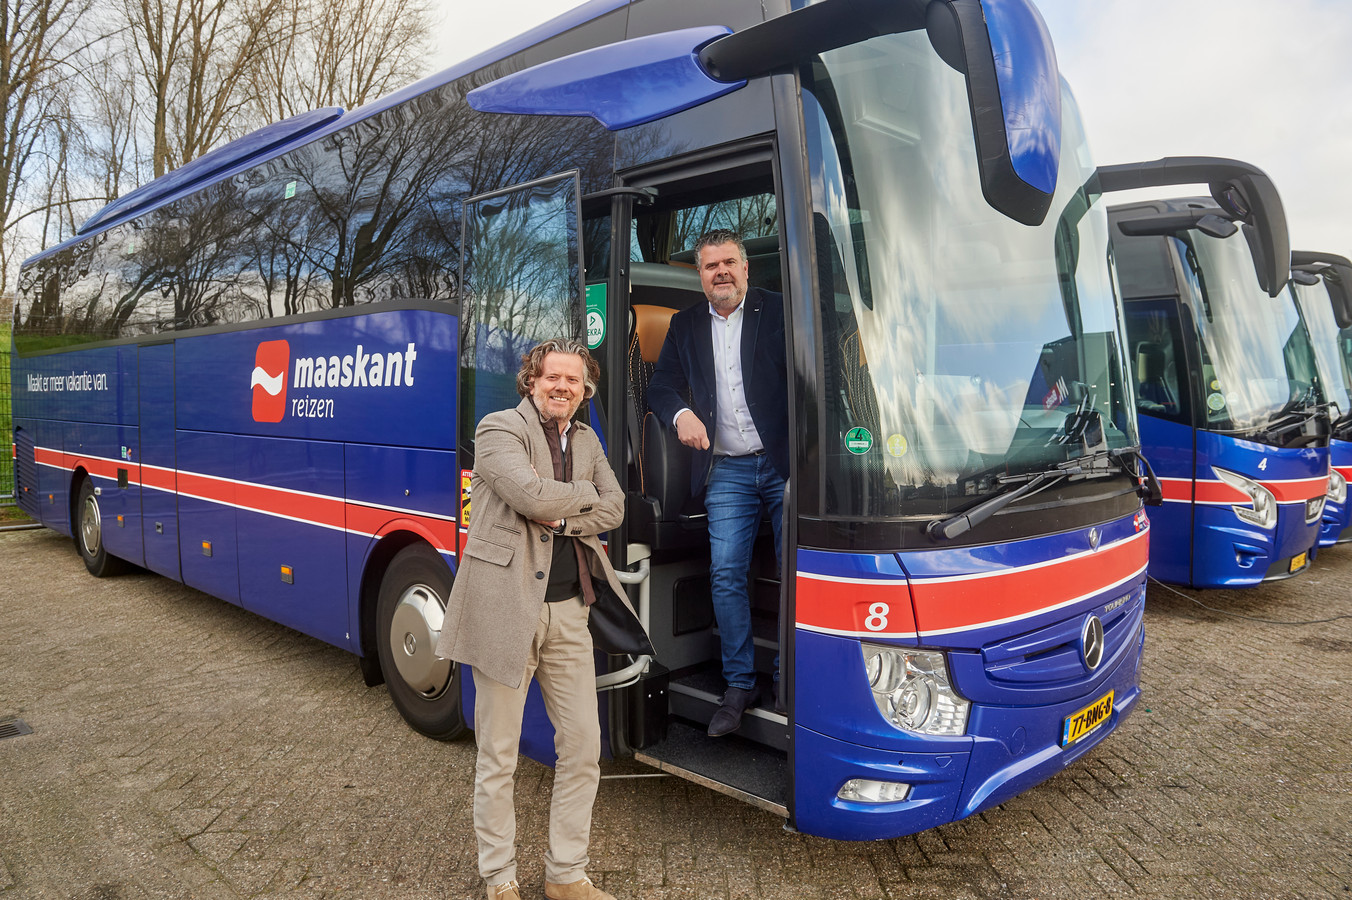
[861,644,969,736]
[1327,469,1346,506]
[1213,467,1277,530]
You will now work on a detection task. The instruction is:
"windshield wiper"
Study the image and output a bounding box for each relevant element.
[1332,407,1352,441]
[1250,391,1331,445]
[927,446,1163,542]
[926,463,1076,541]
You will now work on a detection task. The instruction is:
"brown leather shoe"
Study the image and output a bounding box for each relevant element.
[544,874,614,900]
[486,880,521,900]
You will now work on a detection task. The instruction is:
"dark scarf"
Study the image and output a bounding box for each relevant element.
[540,415,596,606]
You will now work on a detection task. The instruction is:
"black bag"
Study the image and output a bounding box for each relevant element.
[587,579,655,657]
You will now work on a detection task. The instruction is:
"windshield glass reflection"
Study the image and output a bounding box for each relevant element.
[803,32,1135,518]
[1292,279,1352,415]
[1181,232,1320,431]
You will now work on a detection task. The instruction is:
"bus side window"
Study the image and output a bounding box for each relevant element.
[1124,302,1191,425]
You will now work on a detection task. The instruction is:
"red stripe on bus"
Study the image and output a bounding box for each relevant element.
[909,531,1148,635]
[1158,478,1193,502]
[1262,476,1329,503]
[1192,479,1249,505]
[795,575,917,638]
[345,505,459,552]
[1193,476,1328,505]
[33,442,457,555]
[140,466,177,492]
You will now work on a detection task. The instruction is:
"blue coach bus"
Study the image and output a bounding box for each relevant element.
[1290,251,1352,546]
[1102,163,1329,588]
[10,0,1155,840]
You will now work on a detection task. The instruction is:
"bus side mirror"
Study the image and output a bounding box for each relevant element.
[1115,211,1238,240]
[925,0,1062,227]
[1291,252,1352,329]
[1095,157,1291,298]
[1326,264,1352,329]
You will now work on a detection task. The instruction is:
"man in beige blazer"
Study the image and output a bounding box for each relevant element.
[435,338,632,900]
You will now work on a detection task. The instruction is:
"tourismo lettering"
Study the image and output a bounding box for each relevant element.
[292,343,418,389]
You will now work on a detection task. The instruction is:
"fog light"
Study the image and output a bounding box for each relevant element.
[837,778,911,803]
[862,644,969,735]
[1213,467,1276,529]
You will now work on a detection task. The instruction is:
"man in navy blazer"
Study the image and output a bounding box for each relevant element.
[648,229,790,735]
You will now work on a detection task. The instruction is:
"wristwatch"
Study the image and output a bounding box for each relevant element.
[553,519,566,535]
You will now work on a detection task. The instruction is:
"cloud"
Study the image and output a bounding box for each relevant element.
[1039,0,1352,255]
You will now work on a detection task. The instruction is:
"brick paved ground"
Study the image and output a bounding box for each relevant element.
[0,527,1348,899]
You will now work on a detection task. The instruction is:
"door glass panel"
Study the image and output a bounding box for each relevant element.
[460,172,583,445]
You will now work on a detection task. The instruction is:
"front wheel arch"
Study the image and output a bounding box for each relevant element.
[369,539,467,740]
[72,473,128,578]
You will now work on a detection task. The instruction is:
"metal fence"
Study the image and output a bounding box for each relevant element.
[1,292,16,513]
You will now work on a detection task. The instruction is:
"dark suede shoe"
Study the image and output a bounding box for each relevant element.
[708,685,758,736]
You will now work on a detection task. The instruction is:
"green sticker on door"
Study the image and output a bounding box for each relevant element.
[585,283,606,349]
[845,427,873,454]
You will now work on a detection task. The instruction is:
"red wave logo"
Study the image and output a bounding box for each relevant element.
[252,340,289,422]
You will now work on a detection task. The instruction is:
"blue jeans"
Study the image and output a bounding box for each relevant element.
[705,453,785,693]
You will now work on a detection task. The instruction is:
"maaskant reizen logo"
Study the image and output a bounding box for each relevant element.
[251,340,420,422]
[251,340,289,422]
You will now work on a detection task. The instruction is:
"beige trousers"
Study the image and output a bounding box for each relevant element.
[472,597,600,886]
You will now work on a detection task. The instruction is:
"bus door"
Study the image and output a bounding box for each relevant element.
[1122,297,1198,584]
[458,170,594,766]
[602,146,794,819]
[138,341,180,581]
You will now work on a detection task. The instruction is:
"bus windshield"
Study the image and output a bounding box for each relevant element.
[1178,232,1320,432]
[1292,279,1352,416]
[803,32,1134,518]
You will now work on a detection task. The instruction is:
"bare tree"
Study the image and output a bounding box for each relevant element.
[0,0,96,285]
[119,0,288,177]
[246,0,430,122]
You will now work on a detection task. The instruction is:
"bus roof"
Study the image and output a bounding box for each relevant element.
[24,0,628,269]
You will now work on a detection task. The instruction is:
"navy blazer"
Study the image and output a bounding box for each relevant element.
[647,286,790,495]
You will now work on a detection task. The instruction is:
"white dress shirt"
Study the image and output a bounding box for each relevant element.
[674,298,764,457]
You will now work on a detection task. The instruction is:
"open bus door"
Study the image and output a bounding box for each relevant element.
[458,170,594,765]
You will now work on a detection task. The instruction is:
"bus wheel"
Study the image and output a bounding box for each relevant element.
[376,544,467,740]
[76,479,127,578]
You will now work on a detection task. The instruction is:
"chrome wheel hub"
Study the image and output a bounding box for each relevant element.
[389,583,451,698]
[81,494,102,556]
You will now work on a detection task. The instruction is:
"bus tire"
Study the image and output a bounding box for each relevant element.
[376,543,467,740]
[76,478,128,578]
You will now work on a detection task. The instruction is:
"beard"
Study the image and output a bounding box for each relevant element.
[707,281,744,312]
[533,392,581,423]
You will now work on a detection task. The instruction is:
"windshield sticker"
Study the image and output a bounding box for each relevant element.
[886,434,908,457]
[845,427,873,454]
[1207,392,1226,411]
[585,283,606,349]
[460,469,472,526]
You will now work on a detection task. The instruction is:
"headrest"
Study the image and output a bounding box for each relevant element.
[633,304,676,363]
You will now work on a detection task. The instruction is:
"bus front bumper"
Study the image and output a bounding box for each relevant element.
[792,624,1143,841]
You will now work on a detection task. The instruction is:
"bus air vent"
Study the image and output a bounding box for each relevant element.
[15,428,39,519]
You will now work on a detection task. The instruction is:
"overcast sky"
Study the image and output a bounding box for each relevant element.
[428,0,1352,256]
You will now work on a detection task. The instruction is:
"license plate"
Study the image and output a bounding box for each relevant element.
[1061,690,1114,747]
[1289,552,1307,573]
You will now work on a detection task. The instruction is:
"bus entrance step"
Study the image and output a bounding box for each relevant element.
[633,720,788,818]
[668,671,788,750]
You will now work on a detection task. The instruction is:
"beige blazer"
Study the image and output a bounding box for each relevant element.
[435,397,632,688]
